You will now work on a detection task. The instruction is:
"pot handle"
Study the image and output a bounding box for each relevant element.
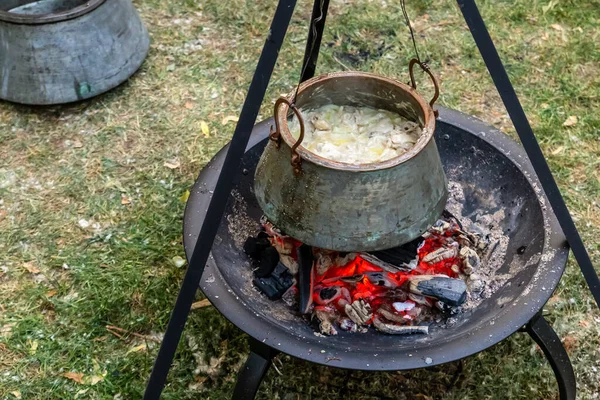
[270,97,306,175]
[409,58,440,118]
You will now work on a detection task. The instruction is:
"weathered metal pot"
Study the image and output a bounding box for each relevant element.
[0,0,150,105]
[254,62,448,251]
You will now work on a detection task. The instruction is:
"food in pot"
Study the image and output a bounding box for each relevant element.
[287,104,422,163]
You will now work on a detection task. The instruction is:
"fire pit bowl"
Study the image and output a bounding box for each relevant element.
[0,0,149,105]
[183,107,568,371]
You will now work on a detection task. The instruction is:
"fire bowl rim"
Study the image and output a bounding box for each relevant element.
[183,107,568,371]
[0,0,107,24]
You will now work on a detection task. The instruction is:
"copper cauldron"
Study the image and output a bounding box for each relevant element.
[254,60,448,251]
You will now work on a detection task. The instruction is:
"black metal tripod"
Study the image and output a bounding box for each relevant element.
[143,0,598,398]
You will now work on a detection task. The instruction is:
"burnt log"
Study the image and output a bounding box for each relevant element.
[372,317,429,335]
[408,275,467,306]
[253,262,293,300]
[243,234,271,259]
[254,246,280,278]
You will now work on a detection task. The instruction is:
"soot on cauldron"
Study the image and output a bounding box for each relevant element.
[243,200,504,337]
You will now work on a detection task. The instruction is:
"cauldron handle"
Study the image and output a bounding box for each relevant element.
[270,97,306,175]
[409,58,440,118]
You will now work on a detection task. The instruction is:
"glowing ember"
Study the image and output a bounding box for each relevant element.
[255,215,483,336]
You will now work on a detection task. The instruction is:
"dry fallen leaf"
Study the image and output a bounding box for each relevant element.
[23,261,40,274]
[200,120,210,137]
[185,101,194,110]
[11,391,21,399]
[121,194,131,205]
[62,372,85,384]
[46,289,57,297]
[0,322,17,338]
[562,335,578,353]
[88,375,105,385]
[221,115,239,125]
[551,23,563,31]
[27,339,39,355]
[127,343,147,354]
[180,189,190,203]
[72,140,83,148]
[163,160,181,169]
[191,298,212,310]
[551,146,564,155]
[579,319,590,328]
[563,115,578,127]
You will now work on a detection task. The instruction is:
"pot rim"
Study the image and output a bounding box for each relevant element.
[276,70,437,172]
[0,0,107,25]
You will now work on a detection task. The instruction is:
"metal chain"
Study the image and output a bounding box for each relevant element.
[291,0,326,105]
[401,0,422,63]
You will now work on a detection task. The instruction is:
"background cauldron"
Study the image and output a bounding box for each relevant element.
[0,0,149,105]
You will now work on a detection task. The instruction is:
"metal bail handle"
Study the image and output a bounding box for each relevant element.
[409,58,440,118]
[270,97,306,175]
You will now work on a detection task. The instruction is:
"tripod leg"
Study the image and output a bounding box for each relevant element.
[456,0,600,309]
[526,314,576,400]
[232,338,280,400]
[142,1,298,398]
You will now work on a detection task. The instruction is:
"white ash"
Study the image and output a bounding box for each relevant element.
[287,104,422,164]
[446,180,510,311]
[226,190,260,249]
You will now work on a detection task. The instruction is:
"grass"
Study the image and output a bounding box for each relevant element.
[1,0,599,398]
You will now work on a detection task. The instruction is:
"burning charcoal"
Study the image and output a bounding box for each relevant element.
[408,275,467,307]
[360,253,413,273]
[409,292,431,306]
[373,317,429,335]
[344,299,372,325]
[338,274,365,284]
[253,263,294,300]
[435,301,452,312]
[315,286,341,305]
[451,264,461,274]
[365,272,398,288]
[377,288,409,302]
[243,233,271,259]
[255,246,280,278]
[422,246,458,264]
[392,301,415,312]
[334,252,357,267]
[431,219,451,234]
[281,286,298,308]
[311,308,338,336]
[315,252,334,275]
[378,308,406,323]
[459,247,480,275]
[338,318,358,333]
[279,254,298,274]
[370,237,422,267]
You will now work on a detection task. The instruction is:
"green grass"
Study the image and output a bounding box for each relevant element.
[1,0,599,398]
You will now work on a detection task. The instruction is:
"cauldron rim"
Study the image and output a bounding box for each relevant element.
[275,71,437,172]
[0,0,106,24]
[183,107,568,371]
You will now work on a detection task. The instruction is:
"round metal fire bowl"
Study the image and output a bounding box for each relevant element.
[183,107,568,371]
[0,0,149,105]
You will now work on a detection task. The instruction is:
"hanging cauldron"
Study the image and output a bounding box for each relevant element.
[0,0,150,105]
[254,60,448,251]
